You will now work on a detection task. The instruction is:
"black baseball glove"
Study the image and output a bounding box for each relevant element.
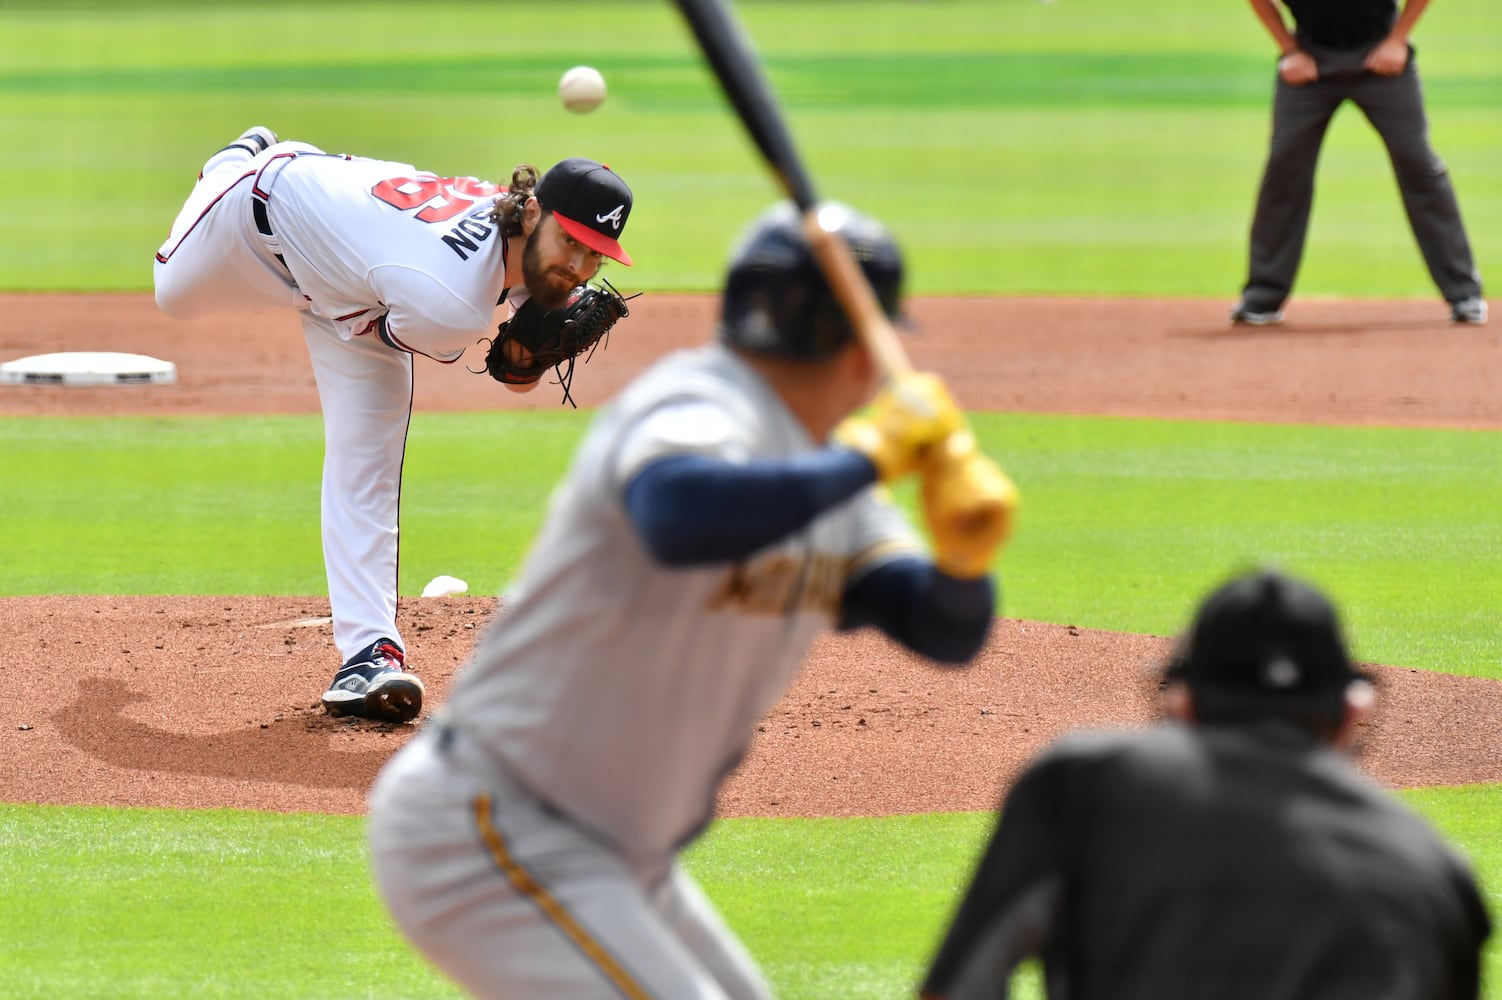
[477,278,639,407]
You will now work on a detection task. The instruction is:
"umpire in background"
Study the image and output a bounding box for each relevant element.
[921,567,1491,1000]
[1232,0,1487,327]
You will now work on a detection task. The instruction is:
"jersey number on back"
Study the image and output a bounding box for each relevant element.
[370,175,501,224]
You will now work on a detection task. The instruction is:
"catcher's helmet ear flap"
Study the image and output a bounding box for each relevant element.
[718,201,904,359]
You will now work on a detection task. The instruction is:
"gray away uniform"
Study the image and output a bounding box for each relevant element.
[369,343,920,999]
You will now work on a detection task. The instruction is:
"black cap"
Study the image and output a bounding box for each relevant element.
[1166,568,1362,700]
[534,158,633,265]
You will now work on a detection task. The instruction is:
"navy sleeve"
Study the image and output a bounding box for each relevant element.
[838,555,995,664]
[623,449,878,566]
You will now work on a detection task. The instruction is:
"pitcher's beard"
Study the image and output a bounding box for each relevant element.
[522,238,576,309]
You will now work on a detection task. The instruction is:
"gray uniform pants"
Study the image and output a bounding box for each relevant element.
[369,724,772,1000]
[1241,51,1482,311]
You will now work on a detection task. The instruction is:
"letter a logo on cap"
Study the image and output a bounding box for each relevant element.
[536,158,635,265]
[595,205,626,230]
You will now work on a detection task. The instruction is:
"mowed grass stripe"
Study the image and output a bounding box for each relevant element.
[5,50,1497,109]
[0,53,1320,109]
[3,796,1500,999]
[4,411,1500,677]
[2,0,1498,293]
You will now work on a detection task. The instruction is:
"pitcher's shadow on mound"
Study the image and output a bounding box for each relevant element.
[53,677,395,789]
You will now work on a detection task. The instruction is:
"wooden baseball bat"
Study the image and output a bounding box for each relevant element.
[671,0,912,377]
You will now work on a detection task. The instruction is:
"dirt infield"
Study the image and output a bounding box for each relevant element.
[4,293,1501,818]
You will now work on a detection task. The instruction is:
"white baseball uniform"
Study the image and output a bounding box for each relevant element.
[368,343,922,998]
[154,138,513,662]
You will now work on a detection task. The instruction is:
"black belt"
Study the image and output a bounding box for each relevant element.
[252,198,290,272]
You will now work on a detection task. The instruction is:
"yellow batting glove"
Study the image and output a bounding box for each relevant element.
[832,372,966,483]
[921,430,1020,578]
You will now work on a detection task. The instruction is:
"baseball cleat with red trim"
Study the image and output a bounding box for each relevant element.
[321,638,424,723]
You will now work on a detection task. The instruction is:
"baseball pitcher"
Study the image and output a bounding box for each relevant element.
[153,127,636,723]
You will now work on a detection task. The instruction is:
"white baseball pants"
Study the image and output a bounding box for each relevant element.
[153,139,412,662]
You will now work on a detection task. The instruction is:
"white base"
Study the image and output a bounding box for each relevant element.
[1,351,177,386]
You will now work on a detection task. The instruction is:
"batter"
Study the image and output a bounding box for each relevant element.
[153,127,636,722]
[367,201,1016,998]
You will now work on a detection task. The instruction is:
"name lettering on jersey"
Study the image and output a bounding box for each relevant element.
[705,552,846,617]
[441,211,496,260]
[595,205,626,231]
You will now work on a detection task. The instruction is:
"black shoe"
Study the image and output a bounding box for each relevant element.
[1450,297,1488,325]
[321,638,424,723]
[1229,301,1285,326]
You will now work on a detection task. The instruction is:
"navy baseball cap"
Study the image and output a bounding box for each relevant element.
[535,158,634,266]
[1166,568,1364,700]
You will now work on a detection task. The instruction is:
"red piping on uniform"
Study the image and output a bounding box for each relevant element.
[155,171,257,263]
[251,151,301,201]
[374,315,464,365]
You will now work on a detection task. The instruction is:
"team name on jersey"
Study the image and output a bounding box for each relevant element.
[705,552,846,617]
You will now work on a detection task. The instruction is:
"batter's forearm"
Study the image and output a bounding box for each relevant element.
[623,449,876,566]
[840,556,994,664]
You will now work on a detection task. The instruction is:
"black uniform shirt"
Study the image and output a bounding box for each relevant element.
[1283,0,1399,51]
[922,720,1490,1000]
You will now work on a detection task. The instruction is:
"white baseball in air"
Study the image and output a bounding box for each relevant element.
[559,65,607,114]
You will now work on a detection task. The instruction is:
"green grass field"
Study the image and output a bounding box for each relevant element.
[3,0,1501,997]
[5,412,1502,677]
[2,0,1500,296]
[5,790,1502,998]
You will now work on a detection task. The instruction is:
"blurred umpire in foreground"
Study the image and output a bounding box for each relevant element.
[921,567,1490,1000]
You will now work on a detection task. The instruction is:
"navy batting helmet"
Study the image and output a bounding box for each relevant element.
[718,201,903,359]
